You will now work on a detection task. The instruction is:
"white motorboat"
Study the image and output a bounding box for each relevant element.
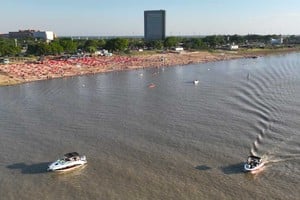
[244,155,264,172]
[193,80,199,85]
[47,152,87,172]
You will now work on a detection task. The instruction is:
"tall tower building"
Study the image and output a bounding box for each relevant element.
[144,10,166,41]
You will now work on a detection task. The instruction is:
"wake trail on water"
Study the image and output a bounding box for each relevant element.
[263,154,300,164]
[229,58,300,165]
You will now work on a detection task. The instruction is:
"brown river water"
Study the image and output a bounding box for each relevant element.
[0,53,299,199]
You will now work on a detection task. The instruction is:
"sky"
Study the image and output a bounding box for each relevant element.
[1,0,300,36]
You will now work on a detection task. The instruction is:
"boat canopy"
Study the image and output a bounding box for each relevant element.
[64,152,79,158]
[247,155,261,163]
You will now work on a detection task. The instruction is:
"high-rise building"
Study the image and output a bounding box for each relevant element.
[144,10,166,41]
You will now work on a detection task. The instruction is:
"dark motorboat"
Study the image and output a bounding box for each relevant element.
[244,155,264,172]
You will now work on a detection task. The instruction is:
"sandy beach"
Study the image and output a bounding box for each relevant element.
[0,49,295,86]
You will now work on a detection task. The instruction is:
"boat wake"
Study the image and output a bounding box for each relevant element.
[264,153,300,163]
[228,58,300,172]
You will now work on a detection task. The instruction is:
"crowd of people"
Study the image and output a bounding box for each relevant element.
[0,51,245,85]
[0,56,143,81]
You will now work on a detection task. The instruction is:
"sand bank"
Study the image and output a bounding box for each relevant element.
[0,49,295,86]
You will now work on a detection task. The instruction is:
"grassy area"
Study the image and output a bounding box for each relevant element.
[211,47,300,57]
[237,47,300,55]
[126,50,163,56]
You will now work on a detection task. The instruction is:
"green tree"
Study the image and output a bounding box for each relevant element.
[59,39,77,54]
[203,35,225,48]
[49,40,64,55]
[128,39,144,50]
[86,46,97,53]
[26,43,38,55]
[27,42,53,56]
[37,43,49,55]
[164,37,178,49]
[153,40,163,50]
[0,38,21,56]
[97,39,106,49]
[105,38,129,52]
[228,34,245,44]
[83,39,98,53]
[190,38,207,50]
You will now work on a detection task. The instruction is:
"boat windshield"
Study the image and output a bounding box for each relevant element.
[247,156,261,165]
[64,152,79,158]
[64,156,80,161]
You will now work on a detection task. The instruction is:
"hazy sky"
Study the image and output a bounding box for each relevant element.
[1,0,300,36]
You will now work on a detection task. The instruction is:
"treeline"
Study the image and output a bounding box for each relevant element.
[1,34,300,57]
[0,38,21,56]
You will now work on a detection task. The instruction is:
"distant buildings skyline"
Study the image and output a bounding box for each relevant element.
[1,1,300,36]
[1,29,56,41]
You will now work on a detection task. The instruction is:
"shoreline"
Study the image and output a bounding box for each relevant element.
[0,48,299,86]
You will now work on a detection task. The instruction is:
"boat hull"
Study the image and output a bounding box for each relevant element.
[47,156,87,172]
[50,163,87,172]
[244,162,264,172]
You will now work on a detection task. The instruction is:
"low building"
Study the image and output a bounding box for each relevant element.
[170,47,184,54]
[174,47,184,51]
[7,30,56,41]
[229,44,239,50]
[0,58,10,64]
[270,38,283,45]
[9,30,35,39]
[0,33,9,38]
[33,31,55,41]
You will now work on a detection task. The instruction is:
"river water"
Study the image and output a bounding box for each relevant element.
[0,53,299,199]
